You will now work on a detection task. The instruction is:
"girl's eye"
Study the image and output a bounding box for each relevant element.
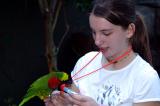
[103,32,111,36]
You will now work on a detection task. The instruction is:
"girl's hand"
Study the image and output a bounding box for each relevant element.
[44,90,73,106]
[44,90,99,106]
[63,93,99,106]
[44,97,55,106]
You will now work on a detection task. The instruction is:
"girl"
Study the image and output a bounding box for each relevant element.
[45,0,160,106]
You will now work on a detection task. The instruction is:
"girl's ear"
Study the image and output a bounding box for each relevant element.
[127,23,135,38]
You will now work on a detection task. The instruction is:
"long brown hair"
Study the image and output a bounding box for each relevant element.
[91,0,152,64]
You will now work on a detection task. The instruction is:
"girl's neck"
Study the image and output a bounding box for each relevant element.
[102,49,136,70]
[112,51,136,70]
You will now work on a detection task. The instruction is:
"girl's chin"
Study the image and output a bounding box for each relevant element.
[101,51,112,59]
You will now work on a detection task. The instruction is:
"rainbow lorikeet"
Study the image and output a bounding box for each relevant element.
[19,71,68,106]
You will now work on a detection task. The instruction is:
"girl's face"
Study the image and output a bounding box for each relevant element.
[89,14,134,60]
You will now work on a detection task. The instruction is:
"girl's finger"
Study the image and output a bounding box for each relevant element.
[44,99,55,106]
[62,93,82,105]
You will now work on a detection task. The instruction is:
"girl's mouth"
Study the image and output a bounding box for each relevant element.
[99,48,104,52]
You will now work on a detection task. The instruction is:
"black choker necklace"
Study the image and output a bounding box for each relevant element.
[108,48,132,64]
[113,53,130,63]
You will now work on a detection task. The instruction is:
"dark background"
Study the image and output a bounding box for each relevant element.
[0,0,160,106]
[0,0,48,105]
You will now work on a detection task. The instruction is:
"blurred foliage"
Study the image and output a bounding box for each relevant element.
[65,0,93,12]
[4,97,17,106]
[74,0,92,12]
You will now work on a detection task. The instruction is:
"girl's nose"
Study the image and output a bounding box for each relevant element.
[94,34,103,47]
